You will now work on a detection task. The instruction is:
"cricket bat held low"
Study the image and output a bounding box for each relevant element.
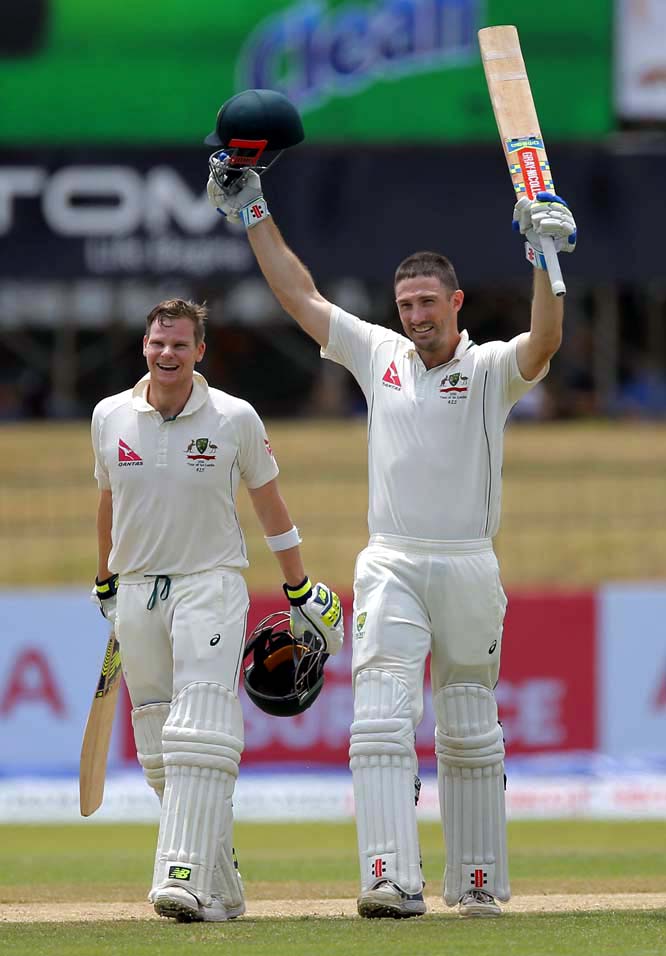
[79,631,122,816]
[478,24,566,296]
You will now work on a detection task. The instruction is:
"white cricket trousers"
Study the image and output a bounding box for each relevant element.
[351,535,508,721]
[115,568,250,707]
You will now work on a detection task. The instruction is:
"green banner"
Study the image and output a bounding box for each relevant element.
[0,0,612,144]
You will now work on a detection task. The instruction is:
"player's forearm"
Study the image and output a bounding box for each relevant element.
[273,546,307,589]
[248,218,319,316]
[529,269,563,356]
[96,491,113,579]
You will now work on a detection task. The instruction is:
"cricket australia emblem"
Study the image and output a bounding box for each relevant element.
[440,371,469,404]
[355,612,367,637]
[185,437,218,472]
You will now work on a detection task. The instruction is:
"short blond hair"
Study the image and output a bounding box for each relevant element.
[145,299,207,345]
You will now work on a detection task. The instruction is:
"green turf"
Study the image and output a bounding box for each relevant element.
[3,821,666,901]
[2,912,666,956]
[1,821,666,956]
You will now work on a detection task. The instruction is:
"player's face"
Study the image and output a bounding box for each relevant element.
[143,317,205,388]
[395,276,463,365]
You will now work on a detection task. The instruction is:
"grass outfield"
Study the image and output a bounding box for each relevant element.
[1,821,665,955]
[0,420,665,588]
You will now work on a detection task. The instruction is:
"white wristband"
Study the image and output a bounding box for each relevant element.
[265,525,302,552]
[240,197,270,228]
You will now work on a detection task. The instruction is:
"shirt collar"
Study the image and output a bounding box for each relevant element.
[131,370,209,417]
[407,329,471,367]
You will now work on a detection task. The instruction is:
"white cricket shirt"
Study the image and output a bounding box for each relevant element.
[91,372,279,576]
[322,307,547,541]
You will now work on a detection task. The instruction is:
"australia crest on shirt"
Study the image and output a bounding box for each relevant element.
[185,437,218,472]
[439,371,469,404]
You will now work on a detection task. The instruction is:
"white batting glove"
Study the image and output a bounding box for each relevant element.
[513,192,577,270]
[91,573,118,626]
[283,577,344,655]
[207,153,270,228]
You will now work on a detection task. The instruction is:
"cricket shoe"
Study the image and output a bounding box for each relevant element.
[357,880,426,919]
[458,889,502,918]
[153,885,245,922]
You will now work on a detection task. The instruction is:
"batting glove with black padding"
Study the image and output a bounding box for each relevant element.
[91,573,119,626]
[284,577,344,655]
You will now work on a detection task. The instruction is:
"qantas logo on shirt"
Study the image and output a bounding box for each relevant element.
[382,362,402,390]
[118,439,143,465]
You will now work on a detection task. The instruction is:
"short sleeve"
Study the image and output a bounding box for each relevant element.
[321,306,387,397]
[91,404,111,490]
[235,403,280,490]
[481,337,549,408]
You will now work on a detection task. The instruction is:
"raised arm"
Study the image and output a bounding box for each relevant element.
[207,162,333,349]
[515,269,564,381]
[247,217,332,348]
[513,191,577,380]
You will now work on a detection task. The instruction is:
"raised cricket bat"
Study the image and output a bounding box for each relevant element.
[479,24,566,296]
[79,632,122,816]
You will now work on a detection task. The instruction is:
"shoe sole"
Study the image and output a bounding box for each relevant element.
[358,899,426,919]
[154,897,245,923]
[459,906,502,918]
[154,897,200,922]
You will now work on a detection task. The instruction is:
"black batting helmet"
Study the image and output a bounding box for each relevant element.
[243,612,328,718]
[205,89,303,170]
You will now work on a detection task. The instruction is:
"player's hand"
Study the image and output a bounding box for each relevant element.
[207,153,270,228]
[283,577,344,655]
[513,192,577,254]
[91,573,118,626]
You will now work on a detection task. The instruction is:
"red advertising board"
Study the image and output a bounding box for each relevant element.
[118,590,597,768]
[497,591,597,753]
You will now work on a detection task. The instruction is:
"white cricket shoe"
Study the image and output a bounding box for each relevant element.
[358,880,427,919]
[458,889,502,918]
[153,885,245,922]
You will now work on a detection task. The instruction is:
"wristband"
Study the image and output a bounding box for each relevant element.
[95,573,119,600]
[283,576,313,606]
[525,241,547,271]
[265,525,302,552]
[240,197,270,228]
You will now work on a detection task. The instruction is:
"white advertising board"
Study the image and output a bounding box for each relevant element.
[599,583,666,756]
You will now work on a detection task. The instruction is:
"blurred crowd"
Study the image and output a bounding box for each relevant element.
[1,276,665,423]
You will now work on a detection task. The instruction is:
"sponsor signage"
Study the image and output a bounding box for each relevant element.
[615,0,666,120]
[0,2,612,144]
[0,590,115,771]
[599,584,666,757]
[0,154,253,278]
[3,586,663,777]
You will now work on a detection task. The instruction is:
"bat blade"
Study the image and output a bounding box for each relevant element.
[478,24,566,296]
[79,632,122,817]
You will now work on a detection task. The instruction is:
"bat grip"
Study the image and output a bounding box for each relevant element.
[541,235,566,296]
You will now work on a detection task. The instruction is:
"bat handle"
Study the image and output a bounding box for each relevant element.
[541,235,566,296]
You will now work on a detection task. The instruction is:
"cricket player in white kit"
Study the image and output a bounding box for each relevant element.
[208,161,576,918]
[90,298,343,922]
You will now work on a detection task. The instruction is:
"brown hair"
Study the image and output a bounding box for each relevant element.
[145,299,207,345]
[394,252,459,294]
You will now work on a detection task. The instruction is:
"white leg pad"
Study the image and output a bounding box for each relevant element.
[349,669,422,895]
[132,702,170,802]
[434,683,510,905]
[150,682,244,909]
